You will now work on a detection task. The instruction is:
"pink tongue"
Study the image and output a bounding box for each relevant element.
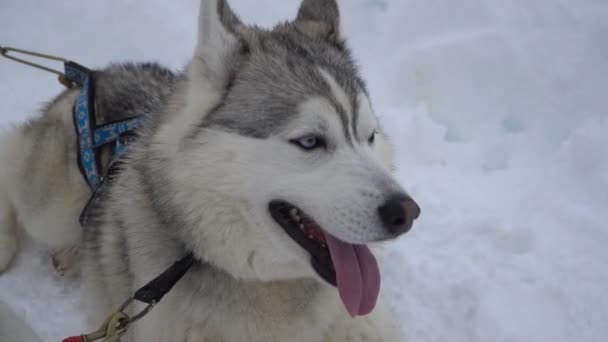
[324,234,381,317]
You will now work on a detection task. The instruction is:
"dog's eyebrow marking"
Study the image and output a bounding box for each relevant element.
[355,92,374,140]
[318,68,353,144]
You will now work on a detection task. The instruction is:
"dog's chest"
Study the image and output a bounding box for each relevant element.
[132,285,343,342]
[134,310,331,342]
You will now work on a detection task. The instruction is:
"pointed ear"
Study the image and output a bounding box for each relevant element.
[295,0,343,45]
[193,0,244,89]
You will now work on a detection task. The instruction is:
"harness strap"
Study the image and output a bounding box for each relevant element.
[64,62,144,190]
[134,254,195,304]
[72,73,99,188]
[94,119,143,149]
[64,61,89,86]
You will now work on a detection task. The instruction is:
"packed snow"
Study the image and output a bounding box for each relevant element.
[1,0,607,341]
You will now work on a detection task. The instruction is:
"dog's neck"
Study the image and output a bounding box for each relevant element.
[154,261,343,339]
[176,262,324,316]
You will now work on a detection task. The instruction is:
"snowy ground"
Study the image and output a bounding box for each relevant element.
[1,0,607,341]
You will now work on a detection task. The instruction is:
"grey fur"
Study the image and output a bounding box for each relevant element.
[93,63,178,125]
[201,20,366,141]
[297,0,339,25]
[217,0,243,33]
[296,0,342,45]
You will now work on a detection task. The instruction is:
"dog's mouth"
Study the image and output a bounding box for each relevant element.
[269,200,381,317]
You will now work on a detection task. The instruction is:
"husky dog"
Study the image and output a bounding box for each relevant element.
[0,0,420,340]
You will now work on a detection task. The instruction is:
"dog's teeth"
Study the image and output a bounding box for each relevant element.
[308,234,314,239]
[321,244,327,248]
[299,224,305,230]
[289,208,302,222]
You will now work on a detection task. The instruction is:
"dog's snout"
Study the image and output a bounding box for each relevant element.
[378,195,420,236]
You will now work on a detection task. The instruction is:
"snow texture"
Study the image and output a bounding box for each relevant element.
[1,0,607,341]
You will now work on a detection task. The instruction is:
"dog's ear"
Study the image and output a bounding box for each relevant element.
[193,0,245,89]
[295,0,343,46]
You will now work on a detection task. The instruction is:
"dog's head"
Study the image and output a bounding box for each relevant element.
[158,0,420,317]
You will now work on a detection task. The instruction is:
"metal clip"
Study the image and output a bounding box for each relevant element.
[77,311,128,342]
[0,45,73,87]
[76,297,155,342]
[117,297,157,327]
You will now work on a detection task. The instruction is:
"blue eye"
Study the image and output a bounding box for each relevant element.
[290,134,326,151]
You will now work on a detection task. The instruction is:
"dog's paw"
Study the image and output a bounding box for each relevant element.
[51,247,79,276]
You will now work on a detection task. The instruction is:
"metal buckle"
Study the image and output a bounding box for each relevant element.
[78,297,155,342]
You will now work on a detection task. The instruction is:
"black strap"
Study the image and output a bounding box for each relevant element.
[133,253,196,304]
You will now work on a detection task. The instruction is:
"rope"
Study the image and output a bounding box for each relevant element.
[0,45,73,87]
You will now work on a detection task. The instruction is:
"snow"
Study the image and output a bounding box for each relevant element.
[1,0,607,341]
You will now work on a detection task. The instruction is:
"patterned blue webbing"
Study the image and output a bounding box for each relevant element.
[64,62,143,189]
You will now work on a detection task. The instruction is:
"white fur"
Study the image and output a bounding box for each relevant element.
[0,301,42,342]
[0,130,22,271]
[0,90,88,274]
[319,68,354,126]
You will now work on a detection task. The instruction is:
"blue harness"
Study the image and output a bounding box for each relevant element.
[64,62,144,190]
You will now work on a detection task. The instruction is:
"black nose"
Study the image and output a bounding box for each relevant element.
[378,194,421,236]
